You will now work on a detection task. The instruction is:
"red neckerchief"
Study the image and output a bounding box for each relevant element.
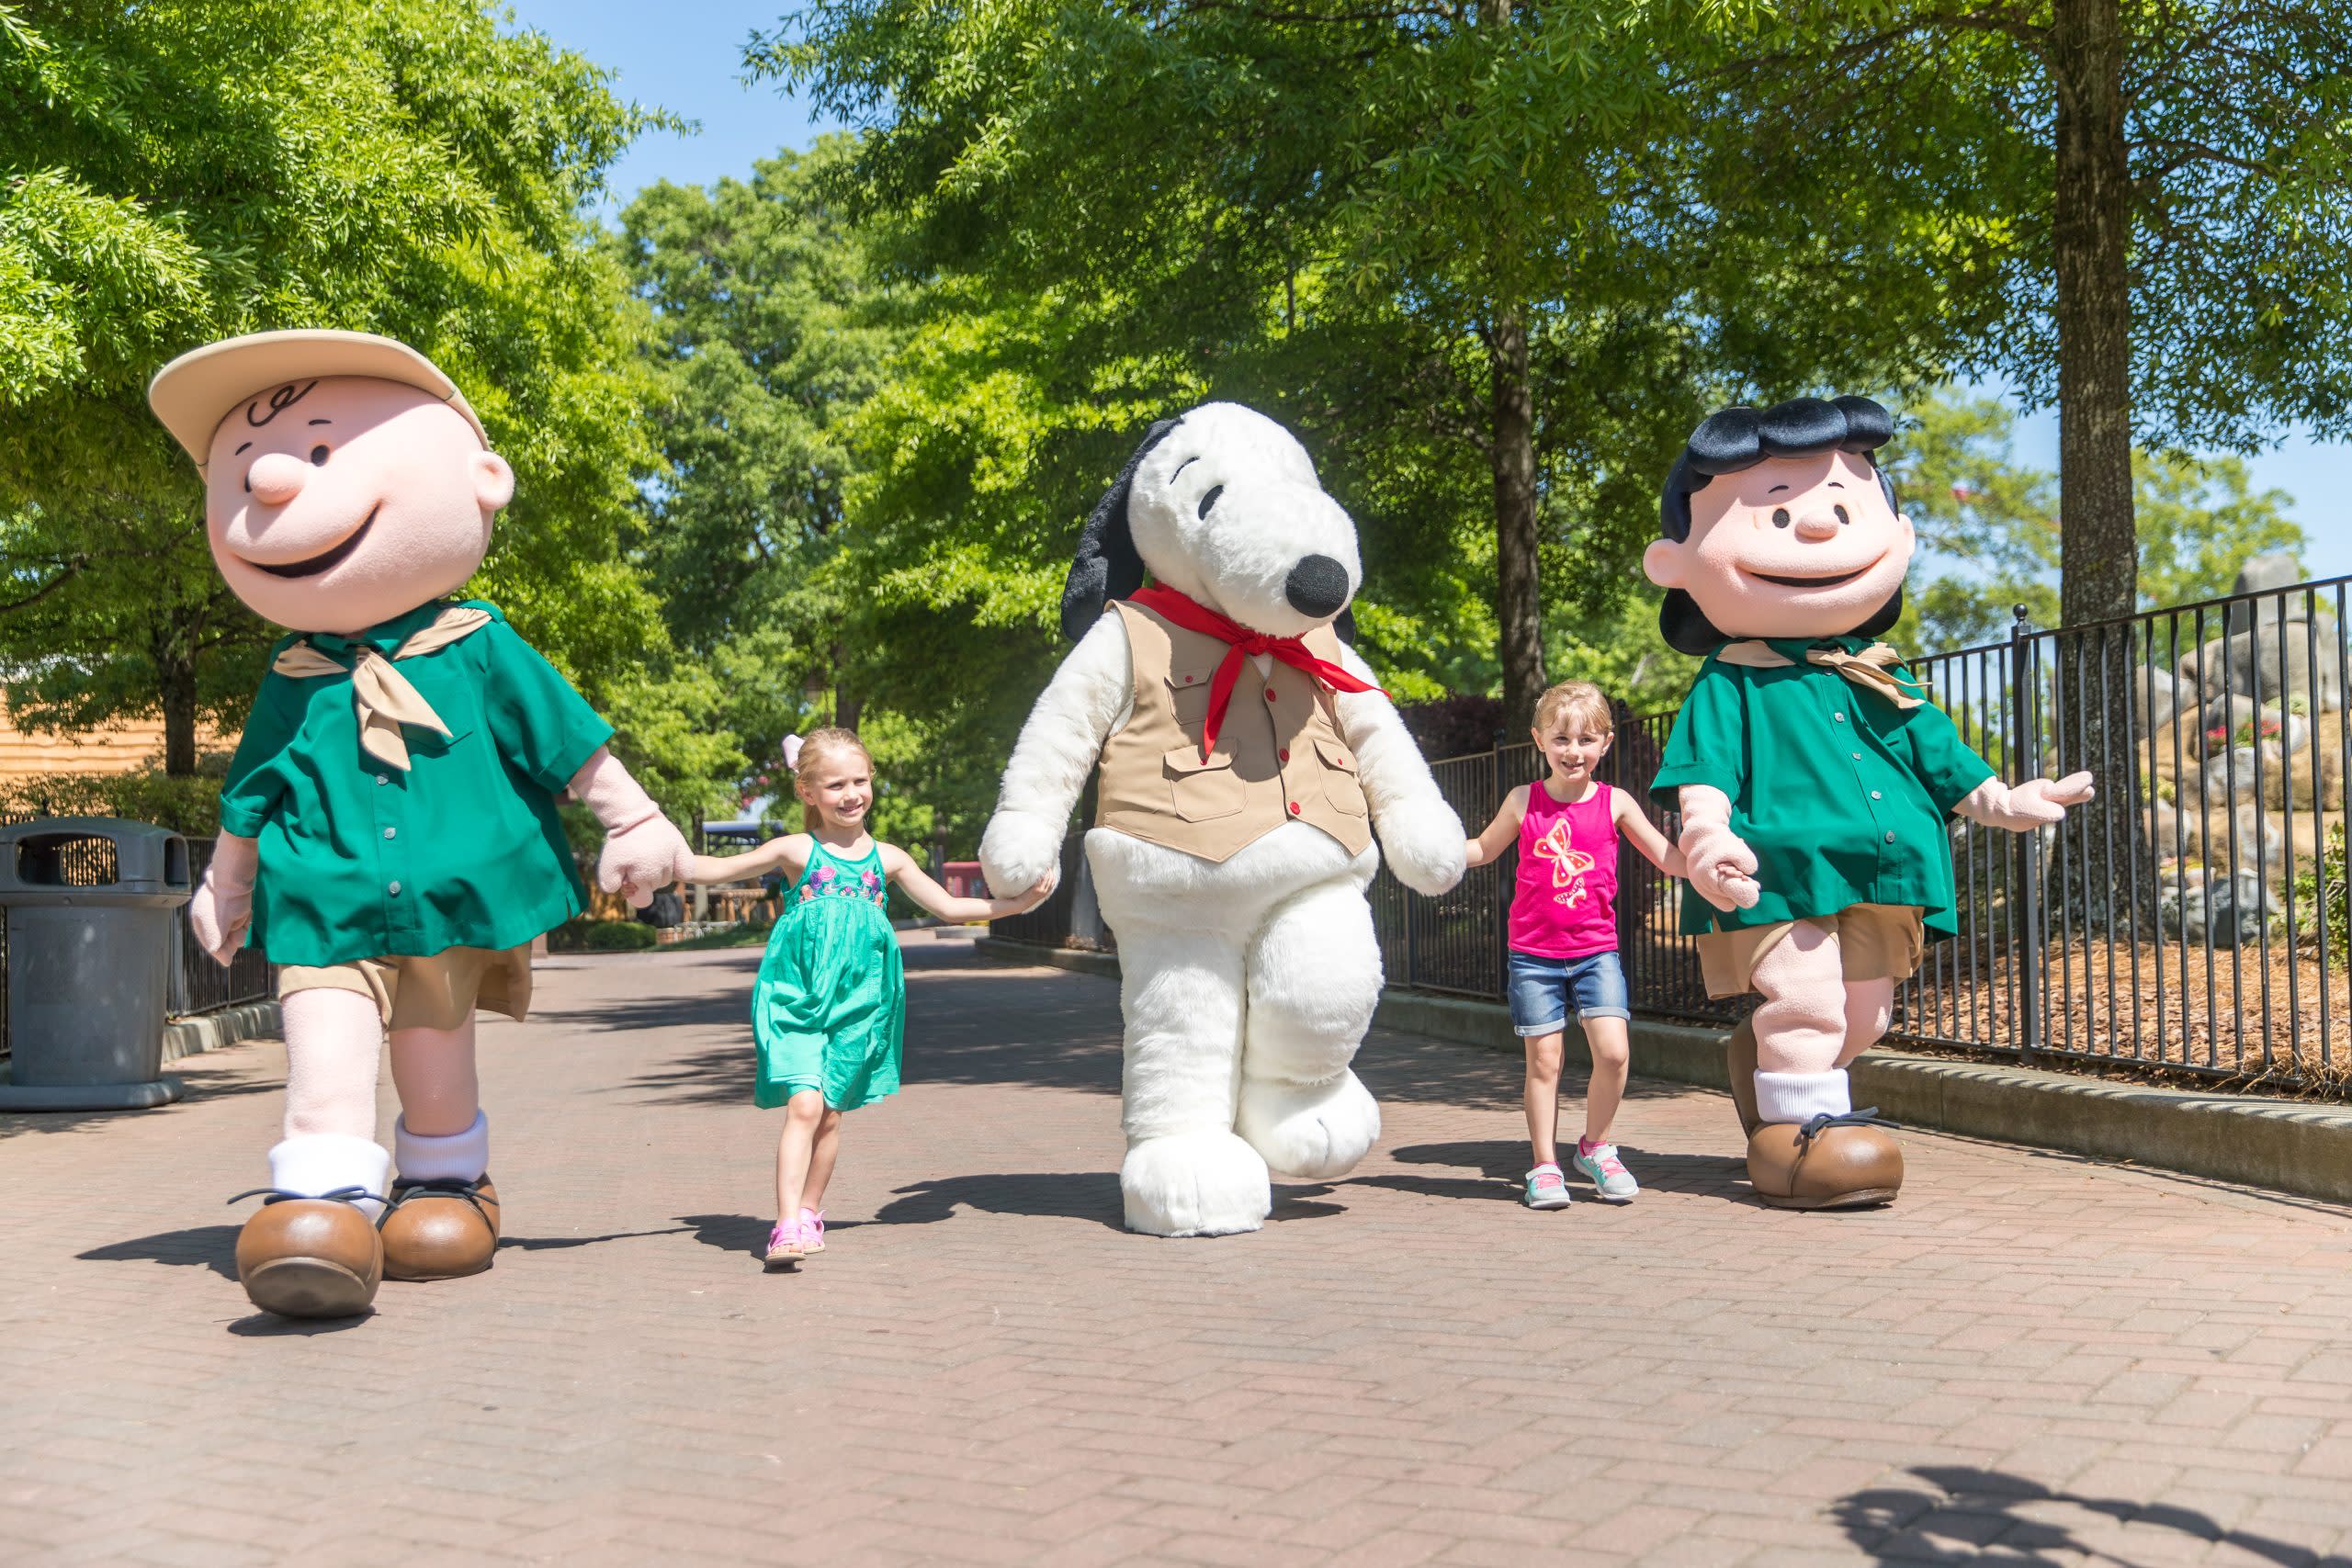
[1127,583,1385,760]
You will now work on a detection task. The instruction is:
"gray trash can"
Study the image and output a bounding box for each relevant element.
[0,818,193,1111]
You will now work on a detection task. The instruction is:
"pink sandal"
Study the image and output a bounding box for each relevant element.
[763,1218,805,1269]
[798,1208,826,1254]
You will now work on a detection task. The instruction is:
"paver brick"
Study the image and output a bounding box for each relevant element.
[5,931,2352,1564]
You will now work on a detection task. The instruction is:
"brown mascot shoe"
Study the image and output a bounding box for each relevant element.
[231,1190,385,1318]
[1746,1111,1904,1210]
[379,1175,502,1281]
[1724,1016,1761,1139]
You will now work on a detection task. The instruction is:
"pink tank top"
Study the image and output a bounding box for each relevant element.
[1507,781,1621,958]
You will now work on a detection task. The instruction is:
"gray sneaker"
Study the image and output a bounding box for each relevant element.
[1571,1143,1640,1202]
[1522,1165,1572,1210]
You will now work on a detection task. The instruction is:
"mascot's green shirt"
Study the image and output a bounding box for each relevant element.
[1648,636,1997,940]
[218,599,613,966]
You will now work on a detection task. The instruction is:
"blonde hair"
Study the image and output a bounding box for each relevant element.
[793,727,873,830]
[1532,680,1613,739]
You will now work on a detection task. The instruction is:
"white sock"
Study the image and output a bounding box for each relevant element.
[1753,1069,1852,1125]
[393,1110,490,1183]
[266,1134,392,1219]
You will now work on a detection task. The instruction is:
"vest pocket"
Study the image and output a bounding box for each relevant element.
[1317,737,1367,816]
[1165,667,1217,726]
[1162,746,1245,822]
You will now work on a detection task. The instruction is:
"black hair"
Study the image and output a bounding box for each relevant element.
[1061,418,1179,642]
[1656,395,1904,656]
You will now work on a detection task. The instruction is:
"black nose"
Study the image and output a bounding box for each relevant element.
[1284,554,1351,618]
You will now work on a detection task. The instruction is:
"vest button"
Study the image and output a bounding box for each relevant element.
[1278,748,1291,762]
[1288,801,1301,815]
[1265,689,1276,702]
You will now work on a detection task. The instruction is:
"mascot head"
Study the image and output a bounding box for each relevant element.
[1059,402,1362,643]
[149,330,512,636]
[1645,395,1912,655]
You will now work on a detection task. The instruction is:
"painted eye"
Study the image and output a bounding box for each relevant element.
[309,445,331,466]
[1197,484,1224,520]
[1834,504,1850,525]
[1770,508,1791,528]
[242,472,251,494]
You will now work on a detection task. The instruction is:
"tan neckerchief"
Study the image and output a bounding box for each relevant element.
[1715,639,1927,710]
[271,605,492,770]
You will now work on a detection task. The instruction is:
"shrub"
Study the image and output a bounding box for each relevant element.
[2292,823,2350,962]
[0,772,224,835]
[546,918,658,953]
[1396,694,1509,761]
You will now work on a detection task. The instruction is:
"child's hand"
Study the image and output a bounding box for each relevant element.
[1682,820,1761,912]
[1013,868,1059,913]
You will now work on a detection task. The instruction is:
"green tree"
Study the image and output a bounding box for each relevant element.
[754,2,1969,722]
[1725,3,2352,632]
[0,0,699,804]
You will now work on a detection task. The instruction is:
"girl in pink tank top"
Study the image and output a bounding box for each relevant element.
[1465,682,1687,1210]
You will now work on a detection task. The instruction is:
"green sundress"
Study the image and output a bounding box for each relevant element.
[751,840,905,1111]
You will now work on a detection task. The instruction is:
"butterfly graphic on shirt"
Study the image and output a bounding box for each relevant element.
[1532,818,1594,908]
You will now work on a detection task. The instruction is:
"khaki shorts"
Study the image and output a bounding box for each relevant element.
[277,945,534,1031]
[1696,905,1924,999]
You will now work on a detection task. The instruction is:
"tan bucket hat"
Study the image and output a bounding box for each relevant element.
[148,329,488,470]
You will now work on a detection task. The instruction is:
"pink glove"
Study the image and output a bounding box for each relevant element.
[1677,786,1760,913]
[569,747,692,909]
[190,833,258,967]
[1954,771,2097,830]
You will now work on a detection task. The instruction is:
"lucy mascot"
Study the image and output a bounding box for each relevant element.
[1645,395,2094,1209]
[981,403,1466,1237]
[148,331,693,1317]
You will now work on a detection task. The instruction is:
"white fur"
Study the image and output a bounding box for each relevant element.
[1753,1068,1852,1123]
[985,401,1465,1237]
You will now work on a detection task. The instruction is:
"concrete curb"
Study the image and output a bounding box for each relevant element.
[979,937,2352,1207]
[161,1000,280,1067]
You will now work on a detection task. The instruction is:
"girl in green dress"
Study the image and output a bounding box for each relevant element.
[680,728,1054,1269]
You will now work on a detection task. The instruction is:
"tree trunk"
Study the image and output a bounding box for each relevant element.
[159,648,198,778]
[2047,0,2138,927]
[2050,0,2135,628]
[1487,307,1545,722]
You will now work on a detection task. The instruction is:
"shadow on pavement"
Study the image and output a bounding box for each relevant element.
[1,1073,280,1143]
[871,1171,1126,1231]
[1381,1138,1750,1202]
[79,1223,242,1280]
[225,1311,373,1337]
[1836,1465,2333,1565]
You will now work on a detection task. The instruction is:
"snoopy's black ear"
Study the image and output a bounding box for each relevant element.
[1333,604,1357,644]
[1060,417,1179,642]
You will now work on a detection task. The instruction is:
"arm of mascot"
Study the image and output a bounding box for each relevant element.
[570,746,694,909]
[1675,784,1761,913]
[1331,645,1468,897]
[1951,770,2097,829]
[188,832,260,968]
[978,611,1131,898]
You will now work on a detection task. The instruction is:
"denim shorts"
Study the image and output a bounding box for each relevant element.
[1507,948,1630,1036]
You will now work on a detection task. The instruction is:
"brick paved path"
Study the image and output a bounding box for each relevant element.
[6,931,2351,1566]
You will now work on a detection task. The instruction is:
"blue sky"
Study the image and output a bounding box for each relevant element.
[506,1,2348,585]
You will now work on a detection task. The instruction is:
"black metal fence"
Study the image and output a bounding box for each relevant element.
[1004,574,2352,1095]
[1382,575,2352,1091]
[0,823,276,1064]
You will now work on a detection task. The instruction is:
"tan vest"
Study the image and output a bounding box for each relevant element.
[1094,601,1373,863]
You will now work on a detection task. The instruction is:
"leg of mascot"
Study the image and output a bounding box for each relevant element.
[1741,925,1902,1209]
[382,1020,501,1280]
[1108,919,1272,1237]
[238,988,389,1318]
[1236,869,1383,1181]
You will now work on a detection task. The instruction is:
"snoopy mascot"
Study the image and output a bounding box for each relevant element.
[980,403,1467,1237]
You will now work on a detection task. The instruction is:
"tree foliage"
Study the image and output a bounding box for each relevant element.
[0,0,720,814]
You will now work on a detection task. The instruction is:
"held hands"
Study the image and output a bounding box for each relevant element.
[597,815,693,909]
[1953,771,2098,831]
[979,808,1063,900]
[1680,819,1761,912]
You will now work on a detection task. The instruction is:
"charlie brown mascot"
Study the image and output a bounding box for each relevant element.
[1644,395,2093,1209]
[149,331,692,1318]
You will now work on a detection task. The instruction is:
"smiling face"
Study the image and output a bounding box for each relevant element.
[1642,449,1913,641]
[797,744,874,833]
[201,376,512,634]
[1125,402,1362,637]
